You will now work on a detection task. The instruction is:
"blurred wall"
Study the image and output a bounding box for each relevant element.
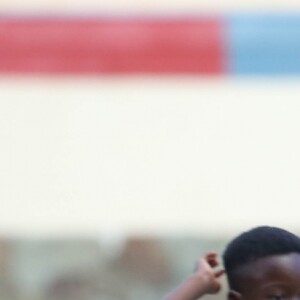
[1,0,300,12]
[1,1,300,299]
[1,78,300,236]
[0,0,300,236]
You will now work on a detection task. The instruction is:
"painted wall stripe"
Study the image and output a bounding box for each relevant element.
[2,15,300,75]
[229,14,300,74]
[0,18,225,74]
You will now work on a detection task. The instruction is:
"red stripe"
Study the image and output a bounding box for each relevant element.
[0,18,225,74]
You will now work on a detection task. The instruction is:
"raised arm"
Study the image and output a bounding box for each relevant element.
[164,252,225,300]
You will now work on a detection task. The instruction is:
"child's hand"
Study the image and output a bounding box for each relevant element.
[193,252,225,294]
[164,252,225,300]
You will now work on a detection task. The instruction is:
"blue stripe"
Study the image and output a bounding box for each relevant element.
[228,14,300,75]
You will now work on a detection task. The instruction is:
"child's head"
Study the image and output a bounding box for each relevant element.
[223,226,300,300]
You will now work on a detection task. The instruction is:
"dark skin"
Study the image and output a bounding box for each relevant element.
[165,253,300,300]
[229,253,300,300]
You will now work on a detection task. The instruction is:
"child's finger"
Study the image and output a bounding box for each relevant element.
[206,253,219,268]
[208,259,218,267]
[214,269,225,278]
[205,252,217,260]
[205,253,217,264]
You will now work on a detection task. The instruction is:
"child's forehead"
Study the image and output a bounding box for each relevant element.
[241,253,300,284]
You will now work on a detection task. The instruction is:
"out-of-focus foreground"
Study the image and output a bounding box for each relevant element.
[0,237,229,300]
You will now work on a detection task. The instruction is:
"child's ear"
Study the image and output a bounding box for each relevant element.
[228,290,242,300]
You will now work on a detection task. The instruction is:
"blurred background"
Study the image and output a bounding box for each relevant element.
[1,0,300,299]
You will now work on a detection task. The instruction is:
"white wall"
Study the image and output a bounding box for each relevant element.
[0,77,300,237]
[1,0,300,13]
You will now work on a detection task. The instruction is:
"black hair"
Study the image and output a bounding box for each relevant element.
[223,226,300,274]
